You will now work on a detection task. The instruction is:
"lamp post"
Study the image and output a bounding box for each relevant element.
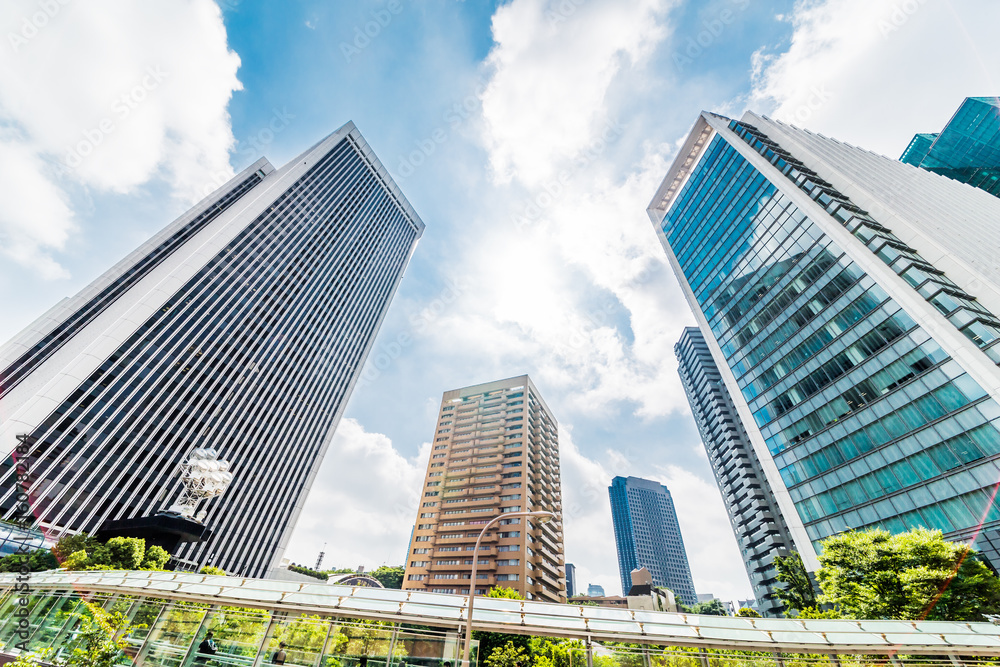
[461,510,556,667]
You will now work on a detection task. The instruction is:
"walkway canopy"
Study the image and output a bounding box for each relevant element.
[2,570,1000,666]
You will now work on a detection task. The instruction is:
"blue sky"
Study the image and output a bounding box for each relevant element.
[1,0,997,601]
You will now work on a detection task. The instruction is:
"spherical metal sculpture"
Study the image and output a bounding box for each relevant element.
[166,448,234,522]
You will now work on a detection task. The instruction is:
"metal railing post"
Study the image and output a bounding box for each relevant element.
[385,624,399,667]
[586,637,593,667]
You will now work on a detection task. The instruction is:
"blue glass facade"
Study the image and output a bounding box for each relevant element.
[658,118,1000,559]
[608,476,697,605]
[900,97,1000,197]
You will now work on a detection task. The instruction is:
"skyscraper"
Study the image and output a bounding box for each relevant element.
[649,110,1000,575]
[401,375,566,603]
[565,561,576,597]
[0,122,424,577]
[900,96,1000,197]
[675,327,794,616]
[608,476,697,606]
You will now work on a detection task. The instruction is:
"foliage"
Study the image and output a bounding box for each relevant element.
[288,563,329,580]
[52,533,102,562]
[690,599,727,616]
[817,527,1000,621]
[141,545,170,570]
[370,565,405,589]
[34,601,145,667]
[200,565,227,576]
[61,536,170,571]
[529,638,584,667]
[774,551,817,614]
[796,606,842,619]
[484,641,529,667]
[566,599,599,606]
[0,547,58,572]
[487,586,524,600]
[323,567,356,575]
[735,607,761,618]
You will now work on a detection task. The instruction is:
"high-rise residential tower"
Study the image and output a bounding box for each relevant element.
[649,110,1000,574]
[402,375,565,603]
[565,561,577,597]
[0,122,424,577]
[608,476,697,606]
[900,96,1000,197]
[675,327,794,616]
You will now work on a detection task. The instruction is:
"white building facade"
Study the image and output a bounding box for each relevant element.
[0,122,424,576]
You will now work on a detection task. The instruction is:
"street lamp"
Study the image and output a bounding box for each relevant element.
[461,510,557,667]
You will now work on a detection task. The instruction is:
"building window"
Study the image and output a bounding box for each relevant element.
[410,561,429,567]
[418,524,432,529]
[422,502,437,507]
[408,575,426,581]
[420,513,435,518]
[497,559,520,566]
[415,536,431,542]
[413,548,430,554]
[496,574,519,582]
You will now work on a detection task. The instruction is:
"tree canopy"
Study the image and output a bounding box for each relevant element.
[689,599,728,616]
[816,527,1000,621]
[370,565,404,589]
[774,551,817,614]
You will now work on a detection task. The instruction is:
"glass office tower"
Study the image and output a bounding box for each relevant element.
[900,96,1000,197]
[0,122,424,577]
[609,476,697,606]
[675,327,794,616]
[649,111,1000,573]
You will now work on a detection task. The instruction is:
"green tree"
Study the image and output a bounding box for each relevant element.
[12,601,146,667]
[817,527,1000,621]
[52,533,101,563]
[735,607,761,618]
[774,551,817,614]
[690,599,727,616]
[0,547,58,572]
[474,587,529,664]
[370,565,404,589]
[484,641,529,667]
[200,565,227,576]
[61,536,170,571]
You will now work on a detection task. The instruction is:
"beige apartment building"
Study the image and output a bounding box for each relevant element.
[402,375,566,602]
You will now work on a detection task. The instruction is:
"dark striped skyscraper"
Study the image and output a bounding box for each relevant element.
[0,122,424,577]
[608,476,697,606]
[675,327,794,617]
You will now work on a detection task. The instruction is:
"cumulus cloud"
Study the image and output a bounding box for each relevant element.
[750,0,1000,156]
[284,418,431,569]
[481,0,674,185]
[0,0,241,277]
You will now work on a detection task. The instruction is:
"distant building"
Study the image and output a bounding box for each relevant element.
[565,562,577,597]
[697,593,716,603]
[625,567,679,613]
[900,96,1000,197]
[675,327,793,617]
[568,594,626,608]
[608,476,698,606]
[401,375,565,602]
[587,583,606,597]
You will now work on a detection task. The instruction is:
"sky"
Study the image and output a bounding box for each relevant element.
[0,0,998,603]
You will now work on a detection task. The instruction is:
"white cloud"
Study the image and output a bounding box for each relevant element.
[480,0,674,186]
[0,0,241,277]
[750,0,1000,156]
[284,418,430,569]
